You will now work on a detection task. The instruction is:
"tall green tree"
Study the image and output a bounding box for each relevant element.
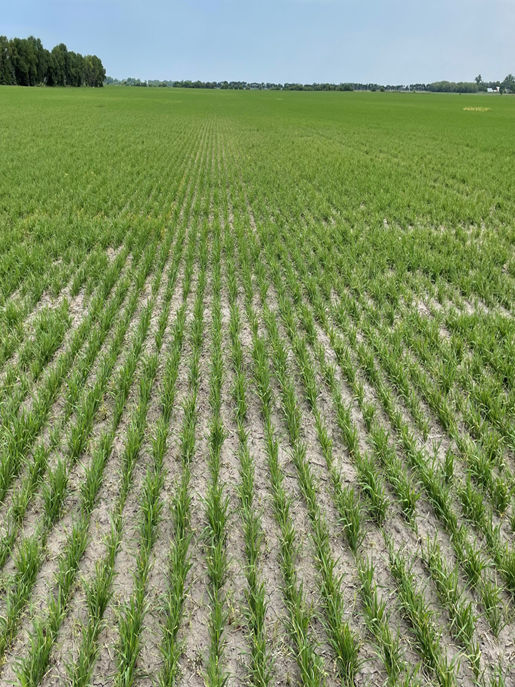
[83,55,105,87]
[0,36,15,84]
[28,36,47,84]
[9,38,31,85]
[49,43,68,86]
[501,74,515,93]
[67,51,85,86]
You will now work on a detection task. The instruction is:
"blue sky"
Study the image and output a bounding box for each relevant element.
[3,0,513,83]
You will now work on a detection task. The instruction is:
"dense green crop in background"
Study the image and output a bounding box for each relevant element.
[0,87,513,687]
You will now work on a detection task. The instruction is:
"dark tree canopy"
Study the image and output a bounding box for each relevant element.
[0,36,105,87]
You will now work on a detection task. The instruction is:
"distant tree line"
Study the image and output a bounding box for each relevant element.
[105,74,515,94]
[105,77,374,91]
[0,36,106,87]
[410,75,515,94]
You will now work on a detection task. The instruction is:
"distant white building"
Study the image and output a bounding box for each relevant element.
[487,87,500,93]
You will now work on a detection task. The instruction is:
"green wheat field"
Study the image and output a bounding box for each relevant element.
[0,86,514,687]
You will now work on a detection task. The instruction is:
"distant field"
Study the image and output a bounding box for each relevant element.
[0,86,514,687]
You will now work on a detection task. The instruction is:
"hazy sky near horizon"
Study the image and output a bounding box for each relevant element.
[3,0,514,83]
